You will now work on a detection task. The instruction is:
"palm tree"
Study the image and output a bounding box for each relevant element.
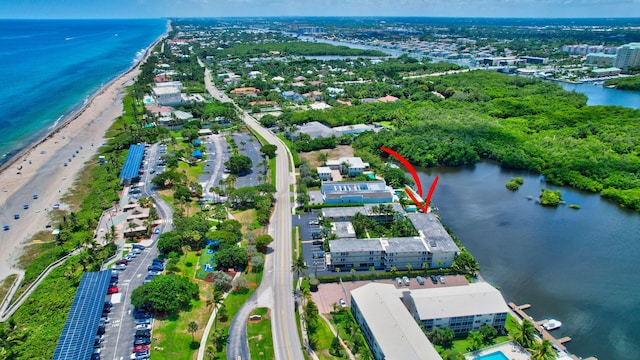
[210,290,224,329]
[511,319,537,348]
[422,262,430,275]
[300,286,311,308]
[529,339,556,360]
[304,300,320,330]
[406,263,413,275]
[187,321,198,342]
[467,331,483,351]
[291,255,308,281]
[390,265,397,274]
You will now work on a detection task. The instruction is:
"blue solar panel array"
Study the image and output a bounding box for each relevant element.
[119,144,146,179]
[52,270,112,360]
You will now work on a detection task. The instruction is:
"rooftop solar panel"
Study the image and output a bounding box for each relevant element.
[119,144,146,179]
[52,270,112,360]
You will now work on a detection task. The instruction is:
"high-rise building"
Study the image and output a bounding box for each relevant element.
[614,43,640,72]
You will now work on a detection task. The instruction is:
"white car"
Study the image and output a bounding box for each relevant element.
[135,324,151,330]
[339,298,347,308]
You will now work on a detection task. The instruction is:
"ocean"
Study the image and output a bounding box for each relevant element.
[0,19,167,166]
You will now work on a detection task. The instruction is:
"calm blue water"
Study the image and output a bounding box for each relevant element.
[0,19,167,165]
[475,351,509,360]
[560,82,640,109]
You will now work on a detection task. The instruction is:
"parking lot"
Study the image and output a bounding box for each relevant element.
[232,132,265,188]
[97,244,162,360]
[310,275,470,314]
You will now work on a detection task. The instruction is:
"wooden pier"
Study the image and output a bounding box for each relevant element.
[508,302,589,360]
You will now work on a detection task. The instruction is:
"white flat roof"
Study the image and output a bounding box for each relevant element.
[351,283,442,360]
[152,86,180,95]
[409,282,509,320]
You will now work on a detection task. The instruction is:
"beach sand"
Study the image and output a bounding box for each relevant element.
[0,34,166,284]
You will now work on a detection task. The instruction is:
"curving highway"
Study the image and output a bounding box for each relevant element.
[203,67,302,360]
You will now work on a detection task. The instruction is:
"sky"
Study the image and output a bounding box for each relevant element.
[2,0,640,19]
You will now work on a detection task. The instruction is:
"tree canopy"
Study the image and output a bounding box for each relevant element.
[131,275,199,315]
[225,154,252,175]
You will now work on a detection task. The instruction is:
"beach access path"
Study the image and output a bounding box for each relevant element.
[0,46,154,285]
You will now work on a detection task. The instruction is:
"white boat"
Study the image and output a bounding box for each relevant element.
[542,319,562,331]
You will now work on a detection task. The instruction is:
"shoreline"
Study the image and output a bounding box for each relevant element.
[0,21,170,283]
[0,21,170,174]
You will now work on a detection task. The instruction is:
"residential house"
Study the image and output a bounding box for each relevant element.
[230,87,260,96]
[321,180,393,205]
[317,166,332,181]
[152,86,182,106]
[378,95,399,103]
[325,157,369,177]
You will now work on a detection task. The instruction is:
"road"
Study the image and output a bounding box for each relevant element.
[203,67,302,360]
[103,142,175,360]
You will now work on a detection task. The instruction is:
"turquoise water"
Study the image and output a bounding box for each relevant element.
[0,19,167,165]
[475,351,509,360]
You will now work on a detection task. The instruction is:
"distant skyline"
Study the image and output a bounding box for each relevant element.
[2,0,640,19]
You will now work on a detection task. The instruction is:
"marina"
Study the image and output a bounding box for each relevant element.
[508,303,598,360]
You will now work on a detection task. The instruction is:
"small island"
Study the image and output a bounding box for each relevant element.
[540,188,564,206]
[505,177,524,191]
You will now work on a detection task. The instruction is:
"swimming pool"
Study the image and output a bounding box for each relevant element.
[475,351,509,360]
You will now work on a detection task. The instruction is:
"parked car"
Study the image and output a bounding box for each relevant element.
[133,337,151,346]
[103,301,113,309]
[439,275,446,284]
[148,264,163,272]
[416,276,425,285]
[135,329,151,337]
[395,277,403,286]
[154,227,160,234]
[131,248,142,254]
[107,286,119,294]
[148,270,161,276]
[135,318,151,325]
[339,298,347,308]
[116,259,129,265]
[114,264,126,271]
[132,344,150,353]
[132,244,145,251]
[33,194,38,199]
[23,204,29,210]
[91,353,101,360]
[3,225,9,231]
[430,275,438,284]
[312,240,323,246]
[97,326,105,335]
[99,317,110,323]
[402,276,410,286]
[135,324,151,330]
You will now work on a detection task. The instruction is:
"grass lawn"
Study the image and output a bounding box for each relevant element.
[194,247,217,280]
[151,294,209,360]
[177,251,200,279]
[311,316,339,360]
[178,161,205,181]
[247,308,275,360]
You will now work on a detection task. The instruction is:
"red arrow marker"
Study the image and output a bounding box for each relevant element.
[380,146,423,197]
[380,146,439,213]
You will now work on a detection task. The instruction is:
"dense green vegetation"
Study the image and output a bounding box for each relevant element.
[204,41,387,59]
[131,275,199,315]
[334,71,640,211]
[540,189,564,206]
[505,177,524,191]
[604,75,640,91]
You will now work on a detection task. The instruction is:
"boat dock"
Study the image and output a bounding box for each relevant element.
[508,302,593,360]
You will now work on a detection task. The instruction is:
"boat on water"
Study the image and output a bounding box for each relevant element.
[542,318,562,331]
